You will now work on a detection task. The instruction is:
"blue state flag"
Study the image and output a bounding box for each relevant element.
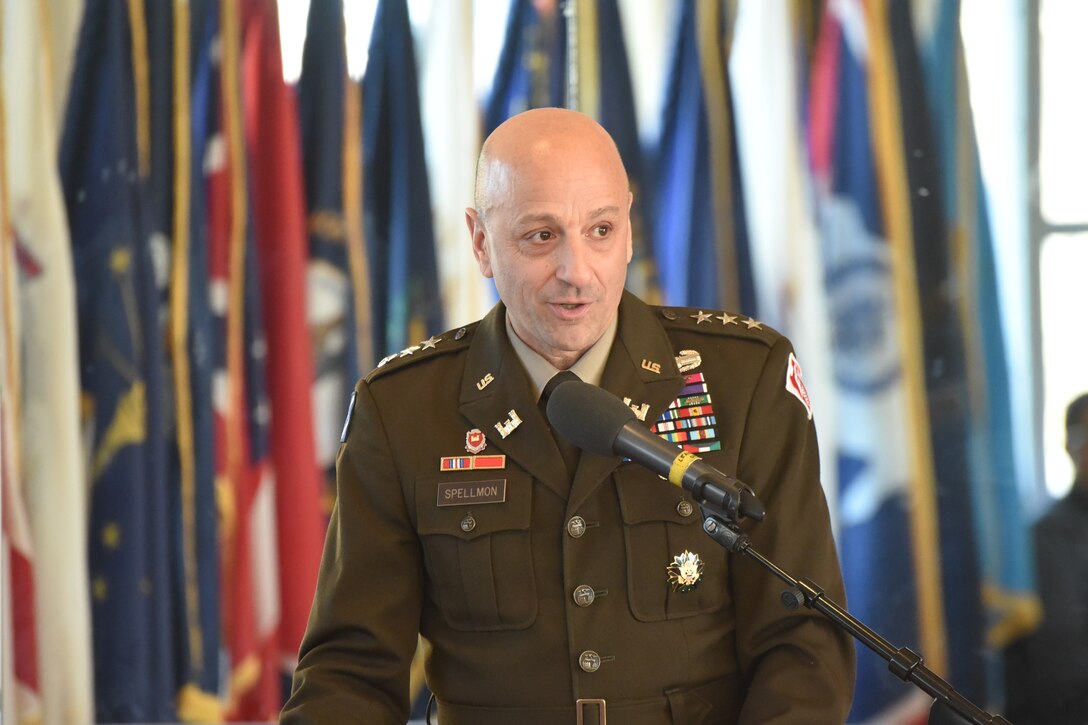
[916,0,1038,658]
[652,0,753,312]
[298,0,371,500]
[886,0,985,705]
[484,0,659,301]
[483,0,564,134]
[809,1,941,719]
[59,0,176,719]
[172,0,224,714]
[362,0,444,357]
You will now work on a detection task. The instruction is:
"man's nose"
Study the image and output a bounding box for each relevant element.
[556,237,593,286]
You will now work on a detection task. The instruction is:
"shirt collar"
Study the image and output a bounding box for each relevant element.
[505,312,618,401]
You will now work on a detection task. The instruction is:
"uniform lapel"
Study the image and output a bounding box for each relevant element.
[567,292,685,512]
[459,304,570,499]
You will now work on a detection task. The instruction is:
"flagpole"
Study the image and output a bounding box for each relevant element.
[564,0,578,110]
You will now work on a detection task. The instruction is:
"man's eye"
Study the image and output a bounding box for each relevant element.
[591,224,611,238]
[531,230,553,242]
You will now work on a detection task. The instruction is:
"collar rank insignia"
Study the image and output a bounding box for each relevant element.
[675,349,701,373]
[440,454,506,472]
[667,550,704,592]
[622,397,650,422]
[465,428,487,454]
[494,410,522,439]
[641,359,662,374]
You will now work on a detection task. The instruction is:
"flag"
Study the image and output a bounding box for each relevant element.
[43,0,86,128]
[240,0,326,709]
[484,0,659,301]
[297,0,372,505]
[1,401,42,725]
[729,0,840,521]
[808,0,949,719]
[652,0,753,312]
[419,0,494,328]
[915,0,1039,655]
[2,0,95,721]
[158,0,226,716]
[362,0,444,355]
[207,0,282,718]
[1,108,43,725]
[813,0,992,714]
[880,0,986,707]
[483,0,564,134]
[59,0,178,719]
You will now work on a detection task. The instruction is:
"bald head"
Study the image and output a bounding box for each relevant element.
[473,108,630,220]
[464,107,634,369]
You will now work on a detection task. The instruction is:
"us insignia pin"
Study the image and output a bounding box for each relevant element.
[667,550,704,592]
[641,359,662,374]
[465,428,487,454]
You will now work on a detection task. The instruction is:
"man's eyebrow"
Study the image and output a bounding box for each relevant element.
[514,212,561,226]
[588,206,621,218]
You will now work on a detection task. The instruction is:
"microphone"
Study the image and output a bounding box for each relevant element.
[546,379,765,522]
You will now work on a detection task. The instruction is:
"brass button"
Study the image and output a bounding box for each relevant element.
[578,650,601,673]
[567,516,587,538]
[454,327,467,340]
[662,309,678,320]
[573,585,596,607]
[460,513,476,532]
[677,500,694,517]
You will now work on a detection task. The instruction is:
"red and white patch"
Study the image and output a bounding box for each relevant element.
[785,352,813,420]
[465,428,487,454]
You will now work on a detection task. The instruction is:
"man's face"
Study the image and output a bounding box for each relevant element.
[468,138,632,368]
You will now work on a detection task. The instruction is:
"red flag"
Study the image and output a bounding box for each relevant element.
[240,0,325,693]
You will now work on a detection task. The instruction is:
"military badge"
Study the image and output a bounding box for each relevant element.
[622,397,650,421]
[785,352,813,419]
[675,349,702,372]
[494,410,522,439]
[465,428,487,454]
[667,550,704,592]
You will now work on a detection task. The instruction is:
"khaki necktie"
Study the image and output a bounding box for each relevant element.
[539,370,582,480]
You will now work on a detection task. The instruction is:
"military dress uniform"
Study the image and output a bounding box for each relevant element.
[281,291,855,725]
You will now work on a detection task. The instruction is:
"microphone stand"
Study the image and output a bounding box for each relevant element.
[699,508,1012,725]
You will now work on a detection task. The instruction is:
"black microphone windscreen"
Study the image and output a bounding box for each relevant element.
[546,380,635,456]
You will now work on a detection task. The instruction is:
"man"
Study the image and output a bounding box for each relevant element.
[1004,393,1088,724]
[282,108,855,724]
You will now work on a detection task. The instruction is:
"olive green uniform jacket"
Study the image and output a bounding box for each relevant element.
[282,292,855,724]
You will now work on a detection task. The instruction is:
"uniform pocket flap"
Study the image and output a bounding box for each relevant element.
[614,463,700,526]
[416,471,532,539]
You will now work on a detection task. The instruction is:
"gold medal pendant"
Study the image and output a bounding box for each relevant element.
[667,550,704,592]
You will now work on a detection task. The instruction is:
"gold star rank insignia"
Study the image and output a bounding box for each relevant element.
[420,336,442,350]
[691,310,712,324]
[744,318,762,330]
[667,550,704,592]
[716,312,738,326]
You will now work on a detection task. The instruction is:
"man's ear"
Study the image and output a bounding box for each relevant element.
[466,208,494,278]
[625,190,634,263]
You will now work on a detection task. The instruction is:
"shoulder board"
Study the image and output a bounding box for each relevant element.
[653,306,780,347]
[364,321,480,383]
